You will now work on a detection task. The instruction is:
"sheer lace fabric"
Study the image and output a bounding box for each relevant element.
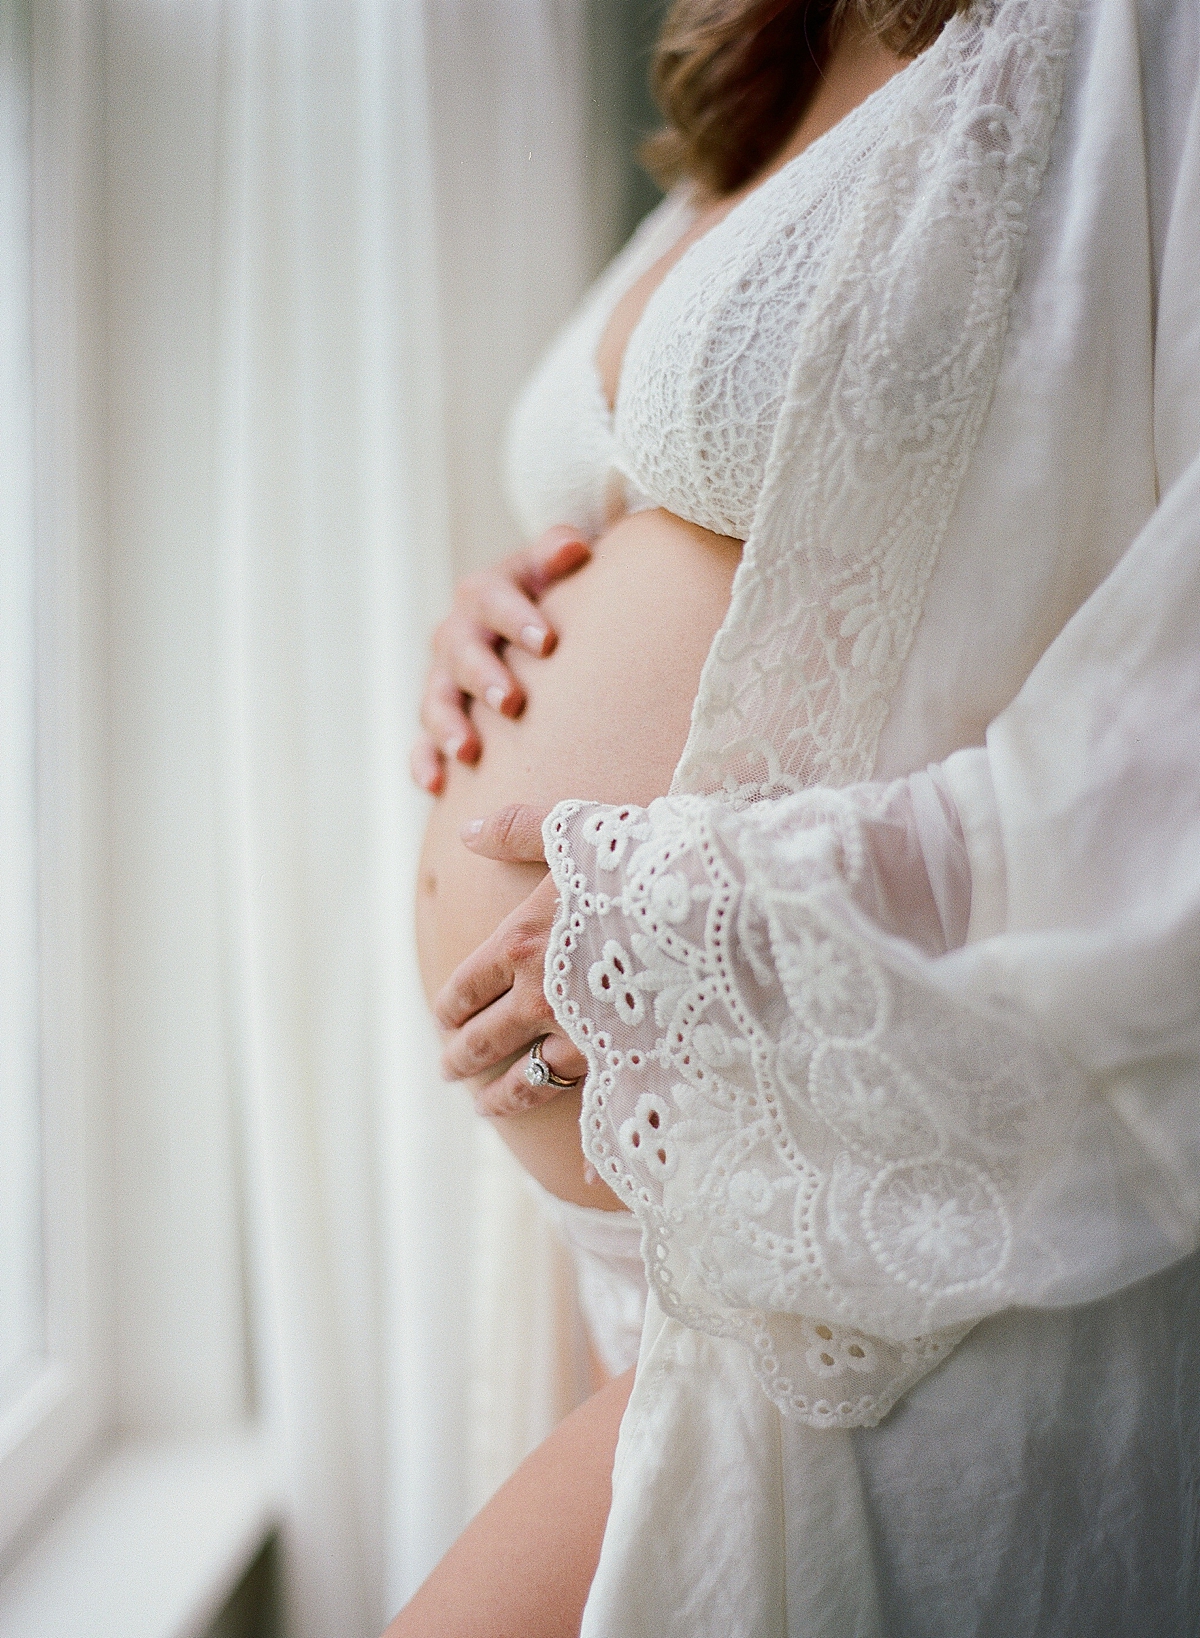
[671,0,1079,807]
[502,194,692,543]
[503,73,909,546]
[541,0,1080,1429]
[564,0,1200,1622]
[544,774,1080,1424]
[614,72,910,541]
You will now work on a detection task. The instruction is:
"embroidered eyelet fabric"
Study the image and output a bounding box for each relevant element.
[503,72,909,546]
[541,0,1084,1429]
[544,787,1082,1426]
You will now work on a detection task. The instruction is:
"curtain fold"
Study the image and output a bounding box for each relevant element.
[200,0,625,1631]
[212,5,395,1629]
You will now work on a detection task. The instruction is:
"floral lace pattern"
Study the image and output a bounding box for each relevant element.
[615,71,909,542]
[505,43,913,548]
[542,0,1081,1426]
[672,0,1080,804]
[546,794,1081,1426]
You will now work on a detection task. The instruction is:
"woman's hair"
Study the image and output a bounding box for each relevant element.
[643,0,968,195]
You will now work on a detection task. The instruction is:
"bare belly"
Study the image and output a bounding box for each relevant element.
[415,509,740,1208]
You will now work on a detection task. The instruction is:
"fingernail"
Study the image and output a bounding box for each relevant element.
[460,818,483,840]
[446,734,467,758]
[522,624,548,654]
[485,685,507,712]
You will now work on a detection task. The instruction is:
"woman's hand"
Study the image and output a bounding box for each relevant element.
[434,803,587,1117]
[411,526,592,794]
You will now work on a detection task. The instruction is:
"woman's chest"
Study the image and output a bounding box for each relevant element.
[504,72,904,546]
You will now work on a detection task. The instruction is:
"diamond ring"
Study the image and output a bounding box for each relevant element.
[524,1035,580,1091]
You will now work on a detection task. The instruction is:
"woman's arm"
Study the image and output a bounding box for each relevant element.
[382,1367,633,1638]
[439,429,1200,1367]
[533,432,1200,1352]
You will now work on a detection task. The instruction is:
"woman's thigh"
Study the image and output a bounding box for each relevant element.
[383,1366,634,1638]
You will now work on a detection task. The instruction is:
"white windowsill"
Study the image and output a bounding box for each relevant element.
[0,1428,280,1638]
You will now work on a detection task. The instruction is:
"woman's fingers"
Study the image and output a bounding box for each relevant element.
[461,803,552,864]
[411,527,593,794]
[436,871,560,1082]
[474,1035,589,1118]
[444,631,526,718]
[410,737,446,795]
[518,525,592,599]
[458,574,554,660]
[440,977,556,1082]
[474,1069,557,1117]
[419,670,480,764]
[434,929,514,1034]
[457,527,591,656]
[436,863,585,1108]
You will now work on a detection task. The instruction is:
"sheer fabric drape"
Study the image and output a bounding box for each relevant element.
[101,0,622,1631]
[213,0,624,1628]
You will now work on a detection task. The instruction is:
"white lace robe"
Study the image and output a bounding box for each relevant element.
[542,0,1200,1629]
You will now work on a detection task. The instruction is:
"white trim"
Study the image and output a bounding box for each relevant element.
[0,0,112,1569]
[0,1431,279,1638]
[0,0,42,1414]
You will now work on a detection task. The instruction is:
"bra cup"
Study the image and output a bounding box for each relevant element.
[505,69,906,546]
[614,74,904,542]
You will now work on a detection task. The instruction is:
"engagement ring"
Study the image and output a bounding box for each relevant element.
[524,1036,579,1090]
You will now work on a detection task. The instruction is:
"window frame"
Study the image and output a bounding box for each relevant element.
[0,0,112,1572]
[0,0,42,1419]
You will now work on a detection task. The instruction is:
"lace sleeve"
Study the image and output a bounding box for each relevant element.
[542,777,1121,1427]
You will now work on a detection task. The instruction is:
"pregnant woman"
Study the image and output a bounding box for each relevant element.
[415,1,915,1378]
[398,0,1200,1631]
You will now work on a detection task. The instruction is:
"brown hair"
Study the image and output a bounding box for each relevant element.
[643,0,968,196]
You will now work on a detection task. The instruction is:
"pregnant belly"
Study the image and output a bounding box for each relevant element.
[416,508,740,1208]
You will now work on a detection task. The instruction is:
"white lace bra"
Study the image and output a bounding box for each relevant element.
[503,66,909,545]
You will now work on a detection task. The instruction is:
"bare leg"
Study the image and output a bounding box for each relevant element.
[383,1366,634,1638]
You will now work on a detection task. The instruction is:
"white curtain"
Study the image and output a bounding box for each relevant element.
[100,0,626,1633]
